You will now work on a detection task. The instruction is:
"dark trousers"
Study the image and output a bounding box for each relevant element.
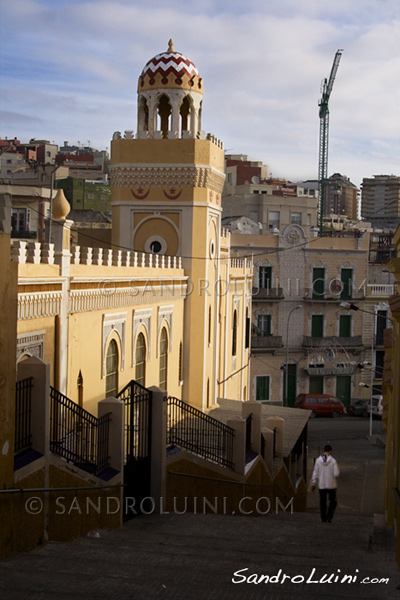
[319,488,337,522]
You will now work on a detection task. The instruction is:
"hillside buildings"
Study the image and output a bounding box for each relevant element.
[324,173,359,220]
[361,175,400,231]
[222,155,318,237]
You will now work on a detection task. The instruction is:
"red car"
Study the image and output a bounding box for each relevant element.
[294,393,345,418]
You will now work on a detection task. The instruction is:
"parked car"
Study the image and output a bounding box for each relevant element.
[346,399,369,417]
[367,395,383,419]
[294,393,345,418]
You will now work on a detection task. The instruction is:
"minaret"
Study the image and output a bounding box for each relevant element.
[110,41,225,409]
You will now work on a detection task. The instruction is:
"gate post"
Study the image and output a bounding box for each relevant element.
[148,386,167,513]
[98,397,124,474]
[17,356,50,458]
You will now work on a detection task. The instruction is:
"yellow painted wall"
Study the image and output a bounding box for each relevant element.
[0,232,18,560]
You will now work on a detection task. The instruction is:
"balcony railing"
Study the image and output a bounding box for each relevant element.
[50,386,111,475]
[167,396,234,469]
[251,335,283,349]
[302,335,363,348]
[367,284,394,297]
[11,230,37,239]
[252,287,284,300]
[303,287,365,301]
[306,366,358,375]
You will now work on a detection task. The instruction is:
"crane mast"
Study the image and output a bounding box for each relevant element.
[318,49,343,235]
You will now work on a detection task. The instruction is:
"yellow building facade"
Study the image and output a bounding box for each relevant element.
[14,40,252,413]
[384,225,400,565]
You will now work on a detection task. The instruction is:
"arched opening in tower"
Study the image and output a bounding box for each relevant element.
[138,96,149,132]
[180,96,191,136]
[198,100,203,134]
[157,94,172,138]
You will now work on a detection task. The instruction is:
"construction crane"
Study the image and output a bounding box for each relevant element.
[318,49,343,235]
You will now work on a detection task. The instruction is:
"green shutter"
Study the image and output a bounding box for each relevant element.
[341,268,353,299]
[256,376,270,401]
[312,268,325,298]
[309,376,324,393]
[311,315,324,337]
[336,376,351,405]
[339,315,351,337]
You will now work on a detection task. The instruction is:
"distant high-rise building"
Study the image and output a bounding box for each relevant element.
[361,175,400,231]
[324,173,359,219]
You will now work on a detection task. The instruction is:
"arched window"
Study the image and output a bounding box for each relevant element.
[138,96,149,132]
[180,96,191,135]
[232,310,237,356]
[159,327,168,390]
[157,94,172,138]
[105,339,119,398]
[135,333,146,387]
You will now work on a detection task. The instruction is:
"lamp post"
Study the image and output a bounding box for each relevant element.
[359,382,374,436]
[285,304,302,407]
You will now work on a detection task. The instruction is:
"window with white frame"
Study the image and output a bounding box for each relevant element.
[291,212,302,225]
[11,208,30,232]
[257,314,271,336]
[256,375,270,401]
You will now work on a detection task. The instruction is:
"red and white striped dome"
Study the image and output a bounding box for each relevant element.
[138,40,203,93]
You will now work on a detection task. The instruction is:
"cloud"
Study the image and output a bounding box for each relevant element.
[0,0,399,187]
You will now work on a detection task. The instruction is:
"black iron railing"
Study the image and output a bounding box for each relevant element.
[15,377,33,453]
[49,386,110,475]
[167,397,234,469]
[116,380,152,462]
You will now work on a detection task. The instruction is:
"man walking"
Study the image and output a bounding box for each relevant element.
[311,444,340,522]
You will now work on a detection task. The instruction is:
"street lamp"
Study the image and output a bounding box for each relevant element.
[284,304,302,407]
[340,301,393,323]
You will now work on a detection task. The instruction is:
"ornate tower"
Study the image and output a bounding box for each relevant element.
[110,40,225,409]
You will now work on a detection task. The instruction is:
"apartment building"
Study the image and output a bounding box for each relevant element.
[232,225,370,406]
[361,175,400,231]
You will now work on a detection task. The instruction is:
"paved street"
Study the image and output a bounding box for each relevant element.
[0,415,398,600]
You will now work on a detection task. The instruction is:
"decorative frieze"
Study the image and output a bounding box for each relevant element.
[18,292,62,320]
[109,165,225,194]
[69,285,186,314]
[17,330,45,361]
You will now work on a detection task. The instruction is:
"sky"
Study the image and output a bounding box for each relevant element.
[0,0,399,189]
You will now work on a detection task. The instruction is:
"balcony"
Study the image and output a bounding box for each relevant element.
[367,284,394,297]
[305,366,358,376]
[11,230,37,240]
[251,335,283,350]
[252,287,284,300]
[302,335,363,348]
[303,287,365,302]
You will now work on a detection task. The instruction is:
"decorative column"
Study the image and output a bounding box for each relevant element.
[50,189,72,395]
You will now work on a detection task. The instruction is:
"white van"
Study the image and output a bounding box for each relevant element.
[367,395,383,418]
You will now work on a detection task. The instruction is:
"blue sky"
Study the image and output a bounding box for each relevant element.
[1,0,399,187]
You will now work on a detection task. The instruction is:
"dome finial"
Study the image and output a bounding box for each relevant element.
[168,39,174,52]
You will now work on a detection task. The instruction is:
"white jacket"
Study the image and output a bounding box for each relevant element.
[311,454,339,489]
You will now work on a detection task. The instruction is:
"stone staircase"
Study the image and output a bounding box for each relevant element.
[0,511,398,599]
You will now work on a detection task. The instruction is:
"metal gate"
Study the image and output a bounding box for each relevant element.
[117,380,152,521]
